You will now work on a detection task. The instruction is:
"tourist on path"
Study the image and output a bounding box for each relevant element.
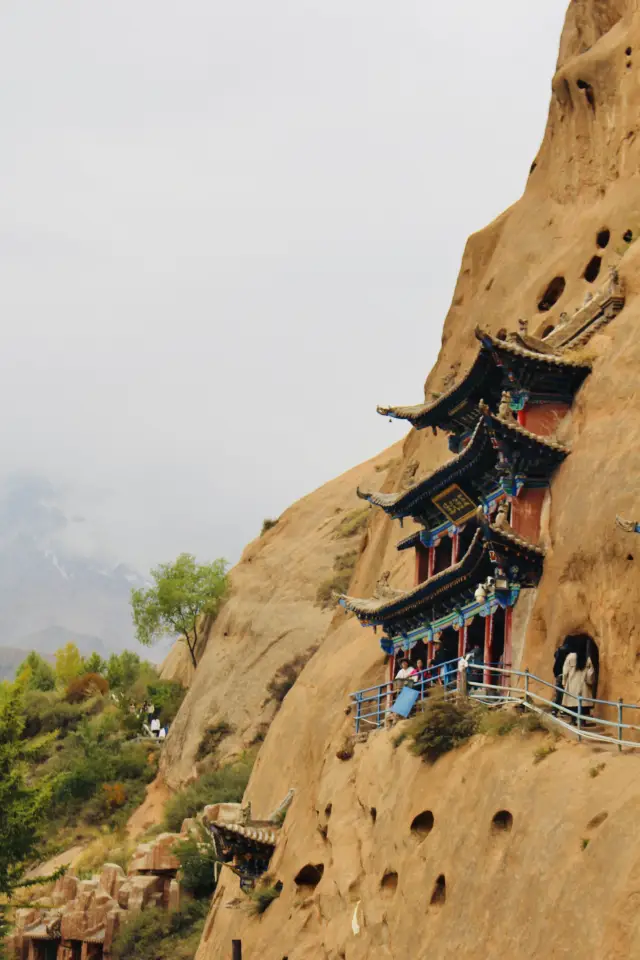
[562,636,595,722]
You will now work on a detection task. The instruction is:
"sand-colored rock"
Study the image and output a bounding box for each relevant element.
[128,833,180,874]
[186,3,640,958]
[160,443,402,787]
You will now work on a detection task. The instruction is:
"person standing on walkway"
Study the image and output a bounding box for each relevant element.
[552,641,570,715]
[562,636,595,722]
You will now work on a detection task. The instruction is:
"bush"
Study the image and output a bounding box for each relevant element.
[261,518,279,535]
[316,550,359,608]
[249,880,283,914]
[18,652,56,692]
[266,649,316,705]
[175,827,218,898]
[196,720,234,761]
[111,901,208,960]
[332,507,370,539]
[74,832,134,877]
[65,672,109,703]
[406,693,479,763]
[163,755,255,833]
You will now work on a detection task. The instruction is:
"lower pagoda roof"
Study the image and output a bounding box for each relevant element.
[339,521,544,632]
[357,409,568,532]
[377,327,590,435]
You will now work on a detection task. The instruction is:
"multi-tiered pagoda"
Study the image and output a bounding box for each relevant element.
[339,326,593,684]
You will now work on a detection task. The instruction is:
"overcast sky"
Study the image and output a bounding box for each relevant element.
[0,1,568,572]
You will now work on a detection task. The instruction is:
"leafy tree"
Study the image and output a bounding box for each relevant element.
[131,554,228,669]
[174,824,218,898]
[55,643,84,687]
[17,652,56,692]
[106,651,142,692]
[83,652,106,676]
[0,678,58,940]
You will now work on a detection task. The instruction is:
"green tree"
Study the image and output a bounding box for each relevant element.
[83,652,106,676]
[0,678,58,940]
[131,554,228,669]
[17,652,56,692]
[55,643,84,687]
[106,651,142,692]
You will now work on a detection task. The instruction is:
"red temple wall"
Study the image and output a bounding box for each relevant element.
[414,543,431,586]
[519,401,570,437]
[511,487,546,543]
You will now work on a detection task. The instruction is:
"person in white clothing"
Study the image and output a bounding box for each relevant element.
[395,658,417,682]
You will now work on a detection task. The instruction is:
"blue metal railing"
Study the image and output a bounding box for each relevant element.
[350,662,640,750]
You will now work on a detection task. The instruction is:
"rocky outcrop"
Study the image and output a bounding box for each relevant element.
[187,2,640,958]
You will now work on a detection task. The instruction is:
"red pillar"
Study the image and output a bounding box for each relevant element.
[503,607,513,686]
[457,625,466,658]
[483,613,493,686]
[428,545,435,578]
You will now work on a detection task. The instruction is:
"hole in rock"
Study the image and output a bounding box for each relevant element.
[627,47,633,56]
[542,324,555,338]
[294,863,324,888]
[529,160,537,175]
[576,79,596,111]
[624,229,633,242]
[430,874,446,906]
[628,554,634,562]
[587,811,608,830]
[563,633,600,698]
[485,276,494,291]
[596,228,610,248]
[496,327,508,340]
[411,810,435,837]
[583,255,602,282]
[370,807,377,823]
[491,810,514,834]
[381,871,398,894]
[538,276,566,311]
[324,803,332,819]
[628,61,632,69]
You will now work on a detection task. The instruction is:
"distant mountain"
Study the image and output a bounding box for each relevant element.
[0,475,152,657]
[0,646,54,681]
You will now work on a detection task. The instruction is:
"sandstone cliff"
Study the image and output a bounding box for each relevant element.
[153,1,640,956]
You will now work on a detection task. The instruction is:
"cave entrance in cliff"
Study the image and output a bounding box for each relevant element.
[564,633,600,699]
[31,941,59,960]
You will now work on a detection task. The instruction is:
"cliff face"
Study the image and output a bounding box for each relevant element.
[168,1,640,956]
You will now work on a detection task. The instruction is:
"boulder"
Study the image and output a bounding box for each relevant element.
[99,863,126,900]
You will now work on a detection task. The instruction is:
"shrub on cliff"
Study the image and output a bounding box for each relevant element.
[163,754,255,833]
[332,506,370,539]
[316,550,359,608]
[405,693,479,763]
[175,825,218,898]
[65,672,109,703]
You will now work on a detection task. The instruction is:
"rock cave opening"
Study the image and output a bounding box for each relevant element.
[627,554,634,562]
[542,324,555,338]
[596,228,610,249]
[324,803,332,819]
[627,47,633,55]
[294,863,324,888]
[583,255,602,283]
[381,871,398,895]
[623,229,633,242]
[576,79,596,112]
[370,806,377,823]
[538,277,566,312]
[587,811,608,831]
[491,810,514,834]
[430,874,446,906]
[411,810,435,836]
[563,633,600,698]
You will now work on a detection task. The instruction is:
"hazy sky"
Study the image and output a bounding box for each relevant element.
[0,1,567,572]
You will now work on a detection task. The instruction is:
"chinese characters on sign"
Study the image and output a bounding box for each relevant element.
[432,484,477,525]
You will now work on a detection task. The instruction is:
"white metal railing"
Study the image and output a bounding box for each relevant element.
[350,662,640,750]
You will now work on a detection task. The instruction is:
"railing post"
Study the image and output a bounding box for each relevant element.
[577,694,582,741]
[377,686,382,729]
[232,941,242,960]
[618,698,623,752]
[355,695,361,735]
[524,669,530,707]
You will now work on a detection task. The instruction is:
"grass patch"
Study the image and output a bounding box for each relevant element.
[261,518,279,535]
[405,693,479,764]
[332,507,370,539]
[163,754,255,833]
[581,837,590,851]
[589,762,606,779]
[316,550,359,608]
[559,549,597,584]
[112,901,208,960]
[478,708,549,737]
[249,880,283,915]
[196,720,234,761]
[74,831,134,877]
[533,743,557,765]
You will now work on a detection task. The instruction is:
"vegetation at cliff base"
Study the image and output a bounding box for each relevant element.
[131,553,229,669]
[111,900,208,960]
[9,645,186,860]
[163,752,255,832]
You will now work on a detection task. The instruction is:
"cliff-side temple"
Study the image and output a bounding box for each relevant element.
[341,293,627,730]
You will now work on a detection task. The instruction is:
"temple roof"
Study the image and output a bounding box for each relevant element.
[339,521,544,629]
[377,327,591,434]
[212,821,278,848]
[357,410,568,528]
